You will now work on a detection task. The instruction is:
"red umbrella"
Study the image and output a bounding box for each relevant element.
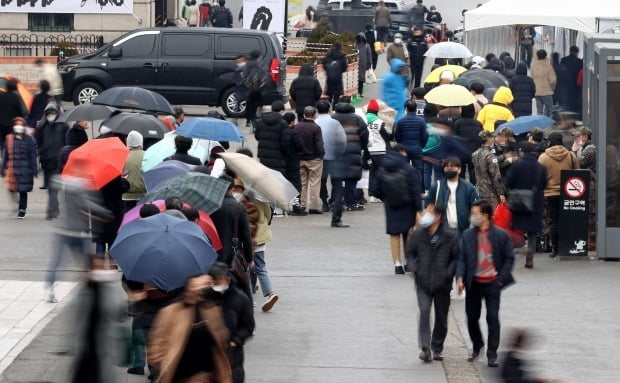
[62,137,129,190]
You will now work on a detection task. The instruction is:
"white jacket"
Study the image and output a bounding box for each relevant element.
[367,117,390,155]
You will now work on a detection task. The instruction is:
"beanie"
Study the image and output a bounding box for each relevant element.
[367,99,380,113]
[126,130,144,148]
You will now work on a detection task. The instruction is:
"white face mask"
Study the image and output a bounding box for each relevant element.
[393,38,402,45]
[212,284,229,293]
[89,269,117,282]
[237,62,246,68]
[13,125,25,134]
[420,212,436,229]
[232,192,244,202]
[46,114,57,122]
[470,215,482,228]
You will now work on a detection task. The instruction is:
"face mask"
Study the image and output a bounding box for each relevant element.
[212,284,229,293]
[46,114,57,122]
[394,38,402,44]
[470,215,482,228]
[237,62,246,68]
[232,192,244,202]
[420,212,436,229]
[444,170,458,179]
[13,125,25,134]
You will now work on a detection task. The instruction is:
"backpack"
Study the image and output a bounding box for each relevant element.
[244,66,267,93]
[381,168,411,208]
[326,59,342,82]
[213,7,230,27]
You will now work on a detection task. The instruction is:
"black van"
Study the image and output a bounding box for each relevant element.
[58,27,287,117]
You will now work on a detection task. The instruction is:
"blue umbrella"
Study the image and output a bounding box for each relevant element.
[177,117,245,142]
[143,160,193,192]
[110,214,217,292]
[496,115,555,135]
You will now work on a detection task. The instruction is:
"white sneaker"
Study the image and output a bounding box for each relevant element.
[261,293,279,312]
[44,286,58,303]
[368,196,381,203]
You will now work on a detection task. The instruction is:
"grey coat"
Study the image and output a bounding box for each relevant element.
[355,35,372,83]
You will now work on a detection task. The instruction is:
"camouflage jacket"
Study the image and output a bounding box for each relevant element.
[472,146,505,200]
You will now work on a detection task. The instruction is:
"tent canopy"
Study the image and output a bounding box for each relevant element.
[464,0,620,33]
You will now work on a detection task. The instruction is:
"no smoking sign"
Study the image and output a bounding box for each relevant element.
[564,177,586,198]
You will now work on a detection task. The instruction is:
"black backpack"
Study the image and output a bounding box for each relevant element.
[326,59,342,82]
[381,168,411,208]
[213,7,230,27]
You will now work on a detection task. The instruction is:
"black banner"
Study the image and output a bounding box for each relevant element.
[559,170,590,257]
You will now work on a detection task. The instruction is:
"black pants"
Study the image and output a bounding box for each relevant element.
[371,50,378,70]
[465,280,501,359]
[545,195,560,253]
[376,26,389,43]
[229,346,245,383]
[245,92,261,126]
[358,80,364,96]
[330,177,344,224]
[520,44,533,67]
[460,158,476,185]
[369,154,385,196]
[327,93,341,108]
[410,64,424,88]
[43,167,59,216]
[416,286,450,353]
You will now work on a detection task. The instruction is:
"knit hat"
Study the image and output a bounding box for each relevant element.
[471,56,485,65]
[367,99,380,113]
[126,130,144,148]
[394,33,403,39]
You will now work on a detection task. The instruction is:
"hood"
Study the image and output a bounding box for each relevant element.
[544,145,571,162]
[366,112,378,123]
[355,32,366,44]
[334,102,355,114]
[261,111,283,125]
[66,125,88,147]
[515,62,528,76]
[299,63,314,76]
[492,86,513,105]
[44,103,58,113]
[390,58,405,73]
[382,150,408,172]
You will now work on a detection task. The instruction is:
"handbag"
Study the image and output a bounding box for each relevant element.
[365,68,377,83]
[230,208,250,287]
[373,41,383,53]
[507,189,535,214]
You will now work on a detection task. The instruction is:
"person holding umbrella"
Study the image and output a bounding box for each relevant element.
[166,135,203,166]
[58,120,88,173]
[122,131,147,212]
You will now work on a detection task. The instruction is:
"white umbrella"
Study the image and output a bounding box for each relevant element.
[424,42,473,58]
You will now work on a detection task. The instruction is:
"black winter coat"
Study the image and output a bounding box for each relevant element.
[210,195,253,265]
[406,224,459,293]
[371,150,422,234]
[322,51,348,96]
[28,92,49,129]
[2,134,38,192]
[255,112,288,174]
[0,92,25,140]
[407,36,428,66]
[289,64,322,116]
[36,120,68,171]
[206,285,255,347]
[509,75,536,117]
[95,176,129,245]
[504,155,547,233]
[282,128,304,191]
[331,103,369,181]
[58,124,89,173]
[454,118,482,159]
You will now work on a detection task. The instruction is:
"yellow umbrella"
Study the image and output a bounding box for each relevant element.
[424,84,476,107]
[424,65,467,84]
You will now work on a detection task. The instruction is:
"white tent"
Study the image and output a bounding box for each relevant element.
[464,0,620,33]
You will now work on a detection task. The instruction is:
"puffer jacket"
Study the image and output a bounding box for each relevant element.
[289,64,322,116]
[509,63,536,117]
[394,111,428,157]
[255,112,288,174]
[2,133,38,193]
[331,102,369,181]
[477,86,515,132]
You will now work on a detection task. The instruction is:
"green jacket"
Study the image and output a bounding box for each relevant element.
[122,149,146,201]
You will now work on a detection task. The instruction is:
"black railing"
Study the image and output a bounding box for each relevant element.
[0,33,104,58]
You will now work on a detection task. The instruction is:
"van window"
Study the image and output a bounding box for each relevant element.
[163,34,211,56]
[117,34,157,57]
[216,36,265,58]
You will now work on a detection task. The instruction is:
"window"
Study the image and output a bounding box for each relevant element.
[28,14,74,32]
[217,36,264,58]
[163,34,211,56]
[117,35,157,58]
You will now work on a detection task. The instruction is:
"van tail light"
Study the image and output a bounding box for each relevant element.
[270,58,280,84]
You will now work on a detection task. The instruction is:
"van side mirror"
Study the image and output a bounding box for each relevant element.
[109,47,122,59]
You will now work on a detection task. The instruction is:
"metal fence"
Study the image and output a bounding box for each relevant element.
[0,33,104,58]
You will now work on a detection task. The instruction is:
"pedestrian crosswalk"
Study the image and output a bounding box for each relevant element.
[0,280,77,375]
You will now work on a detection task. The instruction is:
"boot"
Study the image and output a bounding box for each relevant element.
[525,251,533,269]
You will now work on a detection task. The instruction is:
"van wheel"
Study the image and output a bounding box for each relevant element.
[72,82,103,105]
[221,88,246,118]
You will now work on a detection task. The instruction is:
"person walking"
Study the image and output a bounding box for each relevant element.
[394,100,428,176]
[243,50,265,129]
[1,117,38,219]
[381,58,408,122]
[374,1,391,45]
[472,130,506,210]
[36,103,68,219]
[505,142,547,268]
[509,62,536,118]
[477,86,514,132]
[289,63,322,122]
[364,24,379,70]
[35,58,63,103]
[28,80,52,130]
[408,0,430,30]
[355,33,372,97]
[122,131,146,212]
[531,49,556,117]
[407,27,428,88]
[255,100,288,175]
[386,33,410,82]
[371,144,423,274]
[211,0,233,27]
[456,199,515,368]
[207,263,255,383]
[58,120,88,173]
[425,157,478,234]
[406,204,458,362]
[560,46,583,113]
[365,99,392,200]
[454,104,483,184]
[0,78,26,152]
[519,27,536,67]
[552,52,570,109]
[186,0,200,26]
[294,106,325,215]
[538,132,579,258]
[148,275,233,383]
[323,42,348,107]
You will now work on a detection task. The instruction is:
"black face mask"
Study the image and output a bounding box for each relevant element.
[445,170,458,179]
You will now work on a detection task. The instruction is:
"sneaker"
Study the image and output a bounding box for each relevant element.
[419,348,432,362]
[346,204,365,211]
[127,367,145,375]
[322,203,331,212]
[368,196,381,203]
[290,206,308,216]
[44,287,57,303]
[395,266,405,274]
[17,211,25,219]
[262,293,278,312]
[331,221,350,228]
[308,209,323,214]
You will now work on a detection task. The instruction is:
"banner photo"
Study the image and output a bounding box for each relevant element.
[243,0,285,35]
[0,0,134,14]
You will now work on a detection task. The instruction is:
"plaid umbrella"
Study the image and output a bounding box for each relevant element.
[139,172,230,214]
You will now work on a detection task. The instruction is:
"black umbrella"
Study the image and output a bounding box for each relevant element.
[101,112,169,139]
[93,86,175,115]
[454,69,509,100]
[58,103,117,123]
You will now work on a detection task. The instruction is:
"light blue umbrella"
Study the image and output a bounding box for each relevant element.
[177,117,245,142]
[142,133,208,171]
[496,115,555,135]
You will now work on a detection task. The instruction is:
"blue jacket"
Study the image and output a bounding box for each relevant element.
[425,178,478,233]
[394,111,428,157]
[381,58,407,121]
[456,225,515,289]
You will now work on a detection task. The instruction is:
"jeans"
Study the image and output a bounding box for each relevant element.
[130,326,146,368]
[536,95,554,117]
[465,280,501,359]
[44,169,59,215]
[344,179,357,206]
[423,162,444,192]
[18,192,27,212]
[545,195,560,253]
[416,287,451,353]
[47,235,87,286]
[252,250,273,296]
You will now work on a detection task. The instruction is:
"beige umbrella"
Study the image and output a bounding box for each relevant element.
[219,153,298,210]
